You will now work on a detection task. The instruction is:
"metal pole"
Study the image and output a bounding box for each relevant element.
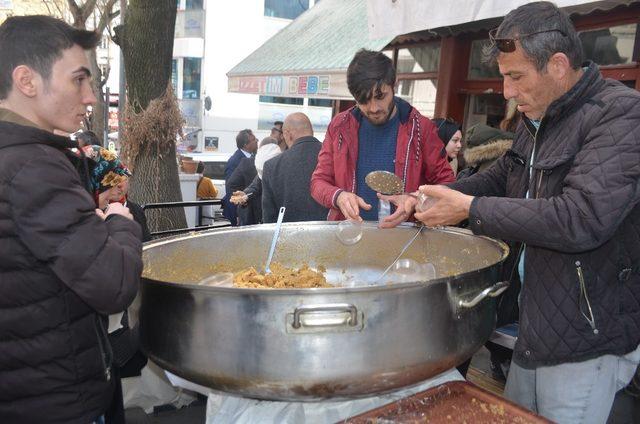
[104,86,110,147]
[118,0,127,145]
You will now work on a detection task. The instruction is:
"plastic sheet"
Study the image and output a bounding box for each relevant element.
[204,368,463,424]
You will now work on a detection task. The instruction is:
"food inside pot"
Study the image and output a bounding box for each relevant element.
[232,263,331,289]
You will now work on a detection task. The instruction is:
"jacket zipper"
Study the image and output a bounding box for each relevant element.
[401,117,416,192]
[94,314,113,381]
[575,260,599,334]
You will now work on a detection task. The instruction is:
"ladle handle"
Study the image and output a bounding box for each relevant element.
[265,207,286,274]
[457,281,509,309]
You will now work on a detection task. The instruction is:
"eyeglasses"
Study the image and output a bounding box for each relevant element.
[488,28,567,53]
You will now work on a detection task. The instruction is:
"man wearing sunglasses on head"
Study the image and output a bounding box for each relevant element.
[311,49,455,227]
[408,2,640,423]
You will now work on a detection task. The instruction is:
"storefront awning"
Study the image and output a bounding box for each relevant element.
[367,0,639,39]
[227,0,393,100]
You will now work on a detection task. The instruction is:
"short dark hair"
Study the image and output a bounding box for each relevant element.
[347,49,396,104]
[236,129,253,149]
[76,130,99,147]
[0,15,100,100]
[273,121,283,128]
[486,1,583,71]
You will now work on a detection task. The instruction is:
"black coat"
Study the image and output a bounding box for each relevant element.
[227,156,260,225]
[221,149,247,225]
[262,136,328,223]
[449,62,640,367]
[0,110,143,424]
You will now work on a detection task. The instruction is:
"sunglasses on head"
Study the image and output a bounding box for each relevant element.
[489,28,567,53]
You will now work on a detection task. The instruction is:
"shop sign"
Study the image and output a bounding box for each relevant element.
[236,75,330,96]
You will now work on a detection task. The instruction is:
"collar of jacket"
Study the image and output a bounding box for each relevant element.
[0,107,40,128]
[524,61,603,136]
[350,96,413,125]
[0,109,77,151]
[463,139,513,166]
[521,61,605,169]
[291,135,320,148]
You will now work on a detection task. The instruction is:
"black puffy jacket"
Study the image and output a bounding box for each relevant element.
[0,109,143,423]
[450,62,640,368]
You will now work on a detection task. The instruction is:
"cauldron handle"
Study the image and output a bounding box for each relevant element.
[457,281,509,309]
[291,303,358,329]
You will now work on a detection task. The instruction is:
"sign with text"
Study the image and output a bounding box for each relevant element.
[230,74,336,97]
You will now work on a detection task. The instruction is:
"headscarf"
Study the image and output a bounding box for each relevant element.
[82,145,131,194]
[432,118,462,146]
[254,143,282,179]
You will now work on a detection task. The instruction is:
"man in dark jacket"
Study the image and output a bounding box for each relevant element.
[412,2,640,422]
[0,16,142,424]
[222,129,258,225]
[227,154,259,225]
[262,112,328,223]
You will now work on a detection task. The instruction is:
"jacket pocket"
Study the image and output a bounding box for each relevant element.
[575,260,599,335]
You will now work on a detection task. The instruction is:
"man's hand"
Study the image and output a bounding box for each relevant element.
[413,185,474,227]
[336,191,371,221]
[103,202,134,221]
[378,193,411,228]
[230,190,249,205]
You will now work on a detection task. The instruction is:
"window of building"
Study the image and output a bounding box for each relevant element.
[308,98,332,107]
[579,24,637,66]
[259,96,304,105]
[396,44,440,74]
[185,0,203,9]
[264,0,309,20]
[467,39,501,79]
[183,58,201,99]
[171,59,179,94]
[395,79,437,118]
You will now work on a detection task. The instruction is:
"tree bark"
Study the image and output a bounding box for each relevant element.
[114,0,186,233]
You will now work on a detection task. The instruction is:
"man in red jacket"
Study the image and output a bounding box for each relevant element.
[310,49,454,227]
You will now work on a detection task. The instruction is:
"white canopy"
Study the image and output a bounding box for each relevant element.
[367,0,638,39]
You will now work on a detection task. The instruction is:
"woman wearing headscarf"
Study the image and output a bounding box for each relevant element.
[83,145,150,241]
[83,145,149,424]
[432,118,463,175]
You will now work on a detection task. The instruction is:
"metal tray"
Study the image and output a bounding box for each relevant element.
[342,381,552,423]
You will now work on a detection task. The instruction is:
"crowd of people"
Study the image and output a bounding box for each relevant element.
[1,1,640,423]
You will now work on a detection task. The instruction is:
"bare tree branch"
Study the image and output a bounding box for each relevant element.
[67,0,81,25]
[97,0,118,33]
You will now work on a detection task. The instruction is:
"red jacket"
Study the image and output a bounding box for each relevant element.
[311,98,455,220]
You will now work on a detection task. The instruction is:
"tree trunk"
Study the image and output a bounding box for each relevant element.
[87,48,107,144]
[114,0,186,233]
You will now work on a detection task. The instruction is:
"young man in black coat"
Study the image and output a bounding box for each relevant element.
[262,112,328,223]
[0,16,142,424]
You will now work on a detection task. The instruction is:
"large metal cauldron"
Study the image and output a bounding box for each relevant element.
[140,222,508,401]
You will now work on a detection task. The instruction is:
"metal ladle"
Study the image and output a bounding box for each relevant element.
[364,170,434,214]
[264,206,286,274]
[365,171,434,282]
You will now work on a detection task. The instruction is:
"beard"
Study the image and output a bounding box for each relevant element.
[363,101,396,126]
